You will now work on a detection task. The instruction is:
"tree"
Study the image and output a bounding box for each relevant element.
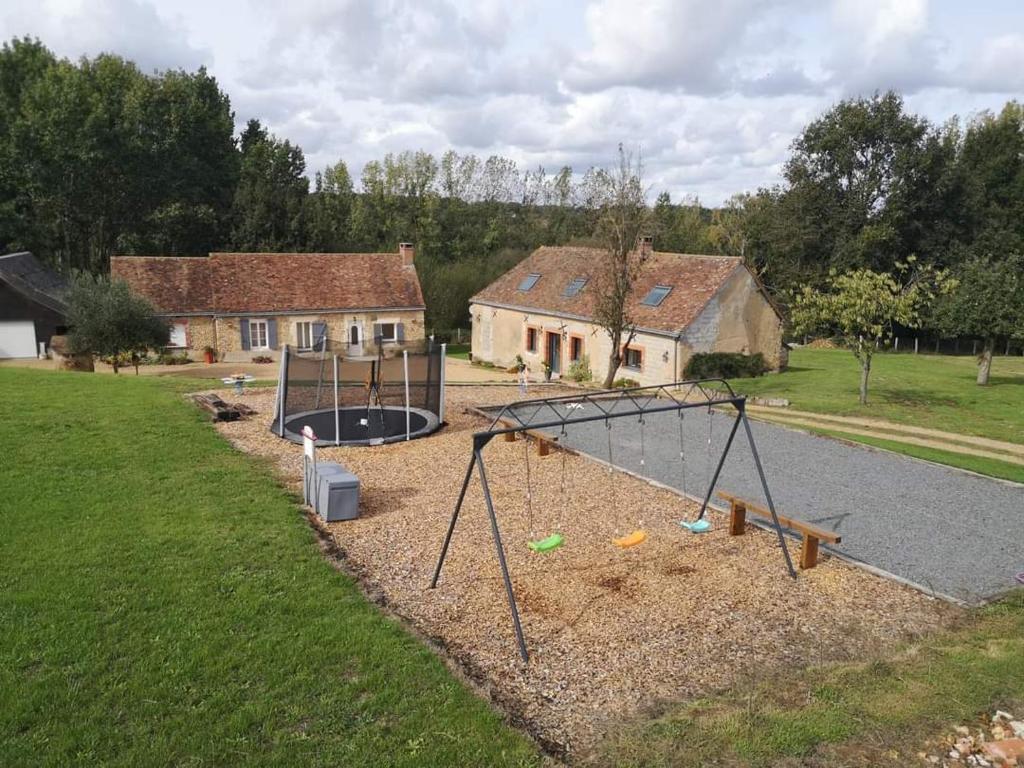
[931,253,1024,385]
[584,146,651,388]
[305,159,353,251]
[790,263,940,404]
[66,273,169,373]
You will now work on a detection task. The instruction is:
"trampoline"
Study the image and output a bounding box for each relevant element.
[271,336,446,447]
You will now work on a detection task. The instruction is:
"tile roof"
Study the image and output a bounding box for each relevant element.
[110,251,425,315]
[0,251,69,315]
[471,245,749,334]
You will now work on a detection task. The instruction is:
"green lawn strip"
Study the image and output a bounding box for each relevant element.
[729,349,1024,446]
[446,344,471,360]
[0,369,539,767]
[598,593,1024,768]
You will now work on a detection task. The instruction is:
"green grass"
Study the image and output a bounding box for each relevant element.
[0,368,538,767]
[445,344,471,360]
[728,348,1024,446]
[598,593,1024,767]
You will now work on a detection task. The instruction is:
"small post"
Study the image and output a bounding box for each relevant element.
[333,355,340,446]
[800,536,820,570]
[403,350,411,441]
[729,500,747,536]
[503,431,516,442]
[973,339,978,356]
[277,344,289,437]
[439,343,447,423]
[914,337,919,354]
[893,336,899,352]
[536,438,550,457]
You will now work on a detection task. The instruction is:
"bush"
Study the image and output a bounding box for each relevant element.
[156,352,190,365]
[612,377,639,388]
[683,352,767,380]
[251,355,273,364]
[566,354,592,382]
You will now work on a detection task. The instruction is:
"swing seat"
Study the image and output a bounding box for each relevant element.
[681,519,712,534]
[527,533,564,553]
[613,529,647,548]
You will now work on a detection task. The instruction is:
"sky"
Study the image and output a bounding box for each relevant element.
[2,0,1022,204]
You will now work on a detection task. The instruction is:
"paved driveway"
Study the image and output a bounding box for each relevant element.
[502,401,1024,603]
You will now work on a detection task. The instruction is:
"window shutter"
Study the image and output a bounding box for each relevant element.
[240,319,251,351]
[312,321,326,351]
[267,319,278,349]
[396,322,405,342]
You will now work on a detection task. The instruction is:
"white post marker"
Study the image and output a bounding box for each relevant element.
[439,343,447,423]
[403,350,411,441]
[333,355,340,446]
[302,425,318,512]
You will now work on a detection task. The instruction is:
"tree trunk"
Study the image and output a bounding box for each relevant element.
[603,347,622,388]
[859,356,871,405]
[111,359,119,374]
[977,338,994,386]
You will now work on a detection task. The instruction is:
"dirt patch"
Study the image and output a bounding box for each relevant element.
[214,384,955,759]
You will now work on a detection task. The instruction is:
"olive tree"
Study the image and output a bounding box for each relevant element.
[66,273,169,373]
[790,262,941,404]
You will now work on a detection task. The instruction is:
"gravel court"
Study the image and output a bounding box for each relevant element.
[503,399,1024,603]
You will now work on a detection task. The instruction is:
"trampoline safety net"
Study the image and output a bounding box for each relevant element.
[271,338,446,446]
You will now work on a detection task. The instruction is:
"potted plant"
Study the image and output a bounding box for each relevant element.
[203,345,216,364]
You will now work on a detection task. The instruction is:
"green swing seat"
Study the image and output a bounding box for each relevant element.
[527,533,564,553]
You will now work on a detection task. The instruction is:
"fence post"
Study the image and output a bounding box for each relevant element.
[914,337,919,354]
[333,355,340,446]
[973,340,978,355]
[277,344,289,437]
[403,350,410,441]
[439,343,447,423]
[894,336,899,352]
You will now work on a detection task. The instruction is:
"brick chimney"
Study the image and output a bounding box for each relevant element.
[399,242,415,267]
[638,235,654,258]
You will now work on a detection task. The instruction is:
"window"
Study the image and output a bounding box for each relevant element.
[168,322,188,348]
[296,321,314,349]
[377,322,397,343]
[641,285,673,306]
[624,347,643,370]
[517,273,541,292]
[562,276,588,297]
[525,327,537,353]
[250,319,269,350]
[569,336,583,362]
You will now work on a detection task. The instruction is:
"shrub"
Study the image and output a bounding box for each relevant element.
[612,377,639,388]
[156,352,190,365]
[683,352,767,380]
[566,354,592,382]
[251,355,274,364]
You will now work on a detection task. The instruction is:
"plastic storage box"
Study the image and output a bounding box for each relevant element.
[317,467,360,522]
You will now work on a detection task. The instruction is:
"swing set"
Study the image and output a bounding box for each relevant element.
[429,379,797,662]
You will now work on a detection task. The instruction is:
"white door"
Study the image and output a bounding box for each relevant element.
[0,321,38,358]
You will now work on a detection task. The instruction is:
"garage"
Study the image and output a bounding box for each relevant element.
[0,251,68,359]
[0,320,38,358]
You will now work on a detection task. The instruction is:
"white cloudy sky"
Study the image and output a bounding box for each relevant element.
[2,0,1022,204]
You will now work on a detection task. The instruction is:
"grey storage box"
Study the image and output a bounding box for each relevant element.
[304,461,345,506]
[318,468,360,522]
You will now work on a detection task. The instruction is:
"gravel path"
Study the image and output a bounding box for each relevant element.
[504,400,1024,604]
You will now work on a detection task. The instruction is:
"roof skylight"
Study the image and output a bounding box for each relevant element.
[640,284,672,306]
[517,273,541,292]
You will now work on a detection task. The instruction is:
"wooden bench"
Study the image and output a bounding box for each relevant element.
[717,491,841,570]
[496,419,554,456]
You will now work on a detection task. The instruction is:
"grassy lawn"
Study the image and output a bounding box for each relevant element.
[599,593,1024,767]
[445,343,471,360]
[0,368,538,767]
[730,348,1024,446]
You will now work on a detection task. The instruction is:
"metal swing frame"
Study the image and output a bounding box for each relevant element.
[429,378,797,662]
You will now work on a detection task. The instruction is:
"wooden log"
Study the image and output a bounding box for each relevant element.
[192,393,240,422]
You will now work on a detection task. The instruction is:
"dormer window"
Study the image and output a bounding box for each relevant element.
[562,277,588,297]
[518,273,541,292]
[641,284,672,306]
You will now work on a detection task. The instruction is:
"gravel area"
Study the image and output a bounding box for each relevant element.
[503,399,1024,604]
[213,385,953,758]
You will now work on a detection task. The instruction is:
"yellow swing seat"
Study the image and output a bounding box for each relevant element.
[612,529,647,548]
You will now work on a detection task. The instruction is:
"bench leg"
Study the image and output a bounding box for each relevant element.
[729,501,747,536]
[537,439,550,457]
[503,431,516,442]
[799,535,820,569]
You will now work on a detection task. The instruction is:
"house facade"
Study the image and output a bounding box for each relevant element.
[0,252,68,359]
[111,244,426,362]
[470,241,786,386]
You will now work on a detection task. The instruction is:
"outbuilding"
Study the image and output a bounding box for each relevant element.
[0,252,68,359]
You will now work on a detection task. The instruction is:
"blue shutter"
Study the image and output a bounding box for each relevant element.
[267,319,278,349]
[240,319,251,351]
[396,322,405,343]
[312,321,327,351]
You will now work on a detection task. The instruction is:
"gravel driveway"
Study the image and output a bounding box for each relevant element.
[502,400,1024,604]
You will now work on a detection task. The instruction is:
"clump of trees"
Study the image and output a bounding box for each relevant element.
[65,274,169,373]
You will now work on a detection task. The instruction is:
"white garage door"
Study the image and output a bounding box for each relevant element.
[0,320,38,359]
